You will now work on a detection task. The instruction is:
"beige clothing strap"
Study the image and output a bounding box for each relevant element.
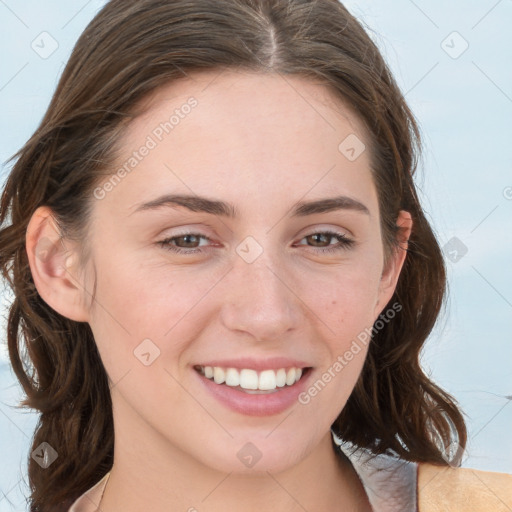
[417,462,512,512]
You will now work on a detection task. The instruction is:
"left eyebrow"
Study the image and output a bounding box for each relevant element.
[129,193,370,218]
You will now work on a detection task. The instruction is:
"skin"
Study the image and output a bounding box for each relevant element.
[26,69,412,511]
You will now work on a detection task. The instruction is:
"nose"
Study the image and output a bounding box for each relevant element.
[218,250,301,342]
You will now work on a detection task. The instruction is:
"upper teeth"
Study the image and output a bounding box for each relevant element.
[197,366,304,391]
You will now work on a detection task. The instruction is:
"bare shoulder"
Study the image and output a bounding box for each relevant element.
[417,462,512,512]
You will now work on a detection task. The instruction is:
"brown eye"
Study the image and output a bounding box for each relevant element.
[158,233,210,254]
[298,231,355,253]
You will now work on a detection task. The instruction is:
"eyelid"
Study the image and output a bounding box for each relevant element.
[163,222,353,237]
[301,224,352,238]
[159,226,353,243]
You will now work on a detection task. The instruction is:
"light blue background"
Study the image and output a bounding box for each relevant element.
[1,1,511,510]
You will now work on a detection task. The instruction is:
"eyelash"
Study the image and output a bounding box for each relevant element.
[157,230,355,255]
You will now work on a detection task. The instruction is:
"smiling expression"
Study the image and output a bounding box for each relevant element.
[77,68,408,473]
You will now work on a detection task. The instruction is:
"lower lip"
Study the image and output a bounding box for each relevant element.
[193,367,313,417]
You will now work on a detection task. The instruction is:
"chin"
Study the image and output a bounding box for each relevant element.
[194,433,310,475]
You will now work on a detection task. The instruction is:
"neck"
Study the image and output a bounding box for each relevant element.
[99,396,372,511]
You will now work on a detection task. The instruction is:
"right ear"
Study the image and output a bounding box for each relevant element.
[25,206,90,322]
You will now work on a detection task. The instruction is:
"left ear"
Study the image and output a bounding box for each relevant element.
[373,210,413,318]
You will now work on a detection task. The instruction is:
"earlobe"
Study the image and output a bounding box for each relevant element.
[374,210,413,316]
[25,206,89,322]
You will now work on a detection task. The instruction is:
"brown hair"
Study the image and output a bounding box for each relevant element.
[0,0,467,510]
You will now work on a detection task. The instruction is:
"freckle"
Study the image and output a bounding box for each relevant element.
[332,300,337,305]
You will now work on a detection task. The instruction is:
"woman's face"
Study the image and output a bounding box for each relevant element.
[78,70,410,473]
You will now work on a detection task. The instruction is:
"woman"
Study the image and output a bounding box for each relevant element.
[0,0,510,510]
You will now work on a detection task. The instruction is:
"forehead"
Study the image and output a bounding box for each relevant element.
[132,68,367,140]
[99,69,376,218]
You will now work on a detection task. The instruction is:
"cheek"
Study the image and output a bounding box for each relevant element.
[301,261,382,332]
[297,262,381,394]
[86,253,226,383]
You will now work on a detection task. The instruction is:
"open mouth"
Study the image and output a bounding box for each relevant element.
[193,365,312,394]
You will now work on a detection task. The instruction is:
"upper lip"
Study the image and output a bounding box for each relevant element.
[193,357,312,372]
